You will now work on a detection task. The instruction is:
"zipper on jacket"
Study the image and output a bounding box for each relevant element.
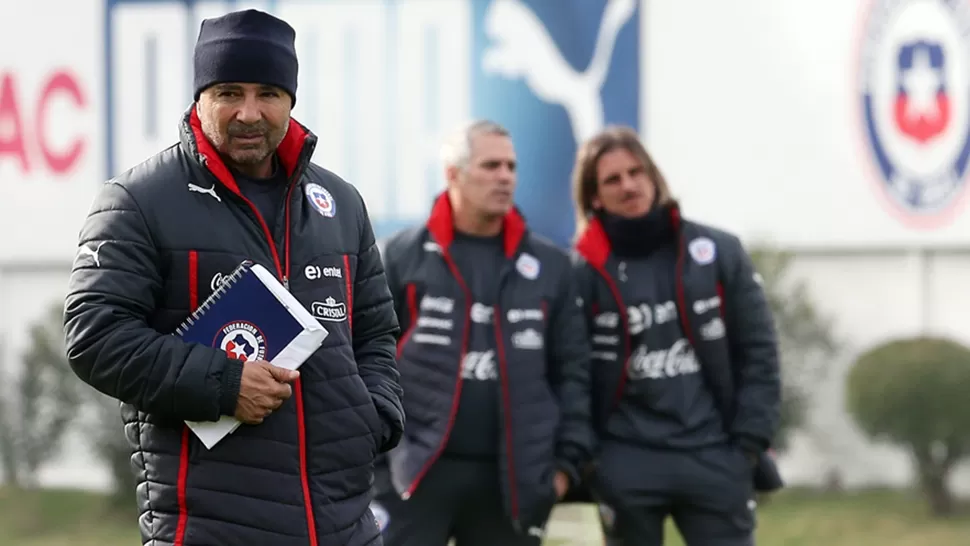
[588,263,633,412]
[490,300,520,524]
[403,250,472,500]
[273,183,295,269]
[210,186,284,272]
[403,257,523,519]
[279,161,320,546]
[274,159,308,280]
[488,261,522,523]
[673,231,694,346]
[204,156,318,546]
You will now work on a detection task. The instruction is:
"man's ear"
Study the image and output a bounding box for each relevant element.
[444,165,461,188]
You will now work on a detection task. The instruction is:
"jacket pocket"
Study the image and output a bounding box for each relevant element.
[353,373,383,454]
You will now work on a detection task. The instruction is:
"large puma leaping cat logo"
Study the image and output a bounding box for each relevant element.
[482,0,637,143]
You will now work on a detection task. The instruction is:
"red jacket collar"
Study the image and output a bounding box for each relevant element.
[575,205,683,268]
[426,192,527,258]
[185,107,312,196]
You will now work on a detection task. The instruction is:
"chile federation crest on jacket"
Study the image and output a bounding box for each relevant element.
[859,0,970,225]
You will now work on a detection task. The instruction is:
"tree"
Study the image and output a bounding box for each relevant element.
[748,247,838,451]
[0,303,83,487]
[846,336,970,517]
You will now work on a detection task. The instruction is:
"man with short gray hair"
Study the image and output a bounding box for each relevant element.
[375,120,595,545]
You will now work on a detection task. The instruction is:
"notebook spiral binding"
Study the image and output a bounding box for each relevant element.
[174,260,254,336]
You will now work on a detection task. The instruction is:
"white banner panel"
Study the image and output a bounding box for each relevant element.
[645,0,970,248]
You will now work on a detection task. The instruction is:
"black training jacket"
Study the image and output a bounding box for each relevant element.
[573,207,784,492]
[63,107,405,546]
[379,193,595,534]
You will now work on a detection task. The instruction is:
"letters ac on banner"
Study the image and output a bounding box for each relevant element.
[0,0,94,181]
[0,0,102,262]
[0,70,88,177]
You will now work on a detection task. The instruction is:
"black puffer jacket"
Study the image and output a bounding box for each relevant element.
[379,194,595,535]
[64,107,405,546]
[573,207,784,493]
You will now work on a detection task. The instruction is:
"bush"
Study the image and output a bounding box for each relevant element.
[845,336,970,516]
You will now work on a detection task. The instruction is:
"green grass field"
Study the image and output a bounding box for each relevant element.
[0,487,966,546]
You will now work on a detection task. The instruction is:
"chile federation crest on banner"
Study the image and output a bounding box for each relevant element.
[859,0,970,225]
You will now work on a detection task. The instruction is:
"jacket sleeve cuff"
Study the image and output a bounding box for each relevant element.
[218,359,244,417]
[380,420,402,452]
[735,434,767,456]
[556,458,582,487]
[375,401,404,452]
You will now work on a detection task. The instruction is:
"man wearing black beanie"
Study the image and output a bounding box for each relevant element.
[64,9,404,546]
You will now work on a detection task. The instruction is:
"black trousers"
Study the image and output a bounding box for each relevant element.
[593,441,756,546]
[373,457,541,546]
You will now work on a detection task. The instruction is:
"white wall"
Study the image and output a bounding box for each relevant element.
[646,0,970,248]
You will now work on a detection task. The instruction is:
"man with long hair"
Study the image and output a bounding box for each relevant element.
[570,125,783,545]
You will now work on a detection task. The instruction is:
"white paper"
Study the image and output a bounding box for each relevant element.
[186,263,329,449]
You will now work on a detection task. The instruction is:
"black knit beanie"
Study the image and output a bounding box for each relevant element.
[193,9,298,105]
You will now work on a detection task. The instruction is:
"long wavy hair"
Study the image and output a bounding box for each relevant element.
[571,126,675,240]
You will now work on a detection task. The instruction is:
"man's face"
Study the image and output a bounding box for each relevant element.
[592,147,656,218]
[197,83,292,173]
[448,133,517,218]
